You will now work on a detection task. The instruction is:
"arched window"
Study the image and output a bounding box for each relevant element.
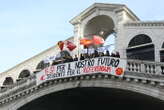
[84,15,114,39]
[83,15,115,49]
[3,77,14,86]
[160,42,164,62]
[104,32,116,53]
[127,34,154,61]
[36,61,50,70]
[128,34,152,47]
[160,42,164,74]
[18,70,30,79]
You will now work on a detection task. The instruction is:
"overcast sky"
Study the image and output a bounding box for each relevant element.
[0,0,164,73]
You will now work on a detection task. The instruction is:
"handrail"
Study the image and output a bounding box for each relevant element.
[1,57,164,102]
[1,58,164,93]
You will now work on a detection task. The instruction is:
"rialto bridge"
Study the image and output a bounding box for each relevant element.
[1,3,164,110]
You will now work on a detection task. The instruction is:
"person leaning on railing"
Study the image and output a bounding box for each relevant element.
[73,55,78,61]
[64,55,73,63]
[115,51,120,58]
[110,51,120,58]
[94,49,99,57]
[111,52,115,57]
[91,53,95,58]
[51,46,121,66]
[80,54,85,60]
[105,50,110,57]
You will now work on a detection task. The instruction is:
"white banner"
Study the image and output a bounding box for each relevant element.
[88,48,95,54]
[81,49,88,54]
[36,56,127,85]
[97,47,105,52]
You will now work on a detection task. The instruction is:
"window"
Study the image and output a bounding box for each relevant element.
[127,34,154,61]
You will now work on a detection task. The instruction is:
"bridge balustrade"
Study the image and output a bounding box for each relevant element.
[127,59,164,75]
[1,58,164,95]
[1,57,164,105]
[0,75,36,99]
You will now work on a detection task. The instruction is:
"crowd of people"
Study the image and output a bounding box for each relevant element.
[51,49,120,66]
[79,49,120,60]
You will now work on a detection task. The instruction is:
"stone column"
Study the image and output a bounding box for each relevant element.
[115,22,127,59]
[154,44,160,62]
[73,20,82,57]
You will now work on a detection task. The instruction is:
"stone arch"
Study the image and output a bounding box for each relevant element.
[18,70,31,79]
[128,34,152,47]
[18,87,164,110]
[3,77,14,86]
[104,33,116,53]
[82,15,116,52]
[84,15,114,37]
[160,42,164,62]
[83,15,115,40]
[159,42,164,74]
[162,43,164,48]
[126,34,154,61]
[81,11,117,34]
[11,79,164,110]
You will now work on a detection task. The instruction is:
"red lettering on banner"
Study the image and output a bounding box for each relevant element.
[44,66,56,75]
[83,66,111,73]
[44,68,49,75]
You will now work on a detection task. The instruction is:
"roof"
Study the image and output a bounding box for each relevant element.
[70,3,140,25]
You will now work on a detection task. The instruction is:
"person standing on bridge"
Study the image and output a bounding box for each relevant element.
[74,55,78,61]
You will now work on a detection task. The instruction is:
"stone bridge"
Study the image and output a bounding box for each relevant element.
[1,3,164,110]
[1,59,164,110]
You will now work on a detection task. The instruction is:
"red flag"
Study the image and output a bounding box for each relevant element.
[80,38,93,46]
[93,35,104,45]
[66,41,76,51]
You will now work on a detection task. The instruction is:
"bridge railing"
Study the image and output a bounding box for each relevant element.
[0,75,36,99]
[126,59,164,75]
[1,58,164,100]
